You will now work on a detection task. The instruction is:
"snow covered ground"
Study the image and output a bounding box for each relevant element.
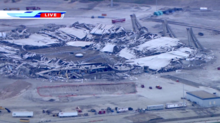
[5,34,58,46]
[66,41,93,47]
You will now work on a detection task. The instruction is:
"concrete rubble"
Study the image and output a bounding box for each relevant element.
[0,17,214,81]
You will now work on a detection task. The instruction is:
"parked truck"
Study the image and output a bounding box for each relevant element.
[58,111,78,118]
[76,106,82,113]
[117,108,128,113]
[146,104,164,111]
[166,102,187,109]
[12,111,33,117]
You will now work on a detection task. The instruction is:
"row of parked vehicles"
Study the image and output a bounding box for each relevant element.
[141,85,162,89]
[147,102,187,111]
[2,102,187,123]
[3,6,41,10]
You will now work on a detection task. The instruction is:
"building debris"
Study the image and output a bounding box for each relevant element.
[0,19,214,81]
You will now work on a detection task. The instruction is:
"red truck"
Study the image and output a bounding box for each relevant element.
[112,18,126,24]
[98,110,105,114]
[156,86,162,89]
[76,107,82,113]
[26,6,41,10]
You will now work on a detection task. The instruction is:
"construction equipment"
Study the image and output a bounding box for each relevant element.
[187,28,204,51]
[162,20,177,38]
[0,106,11,113]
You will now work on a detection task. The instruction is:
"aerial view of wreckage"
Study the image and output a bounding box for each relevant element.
[0,13,213,82]
[2,0,220,123]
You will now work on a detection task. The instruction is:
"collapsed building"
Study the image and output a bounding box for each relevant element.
[0,15,214,81]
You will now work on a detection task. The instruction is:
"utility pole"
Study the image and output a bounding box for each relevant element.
[183,82,185,104]
[155,0,158,11]
[111,0,113,7]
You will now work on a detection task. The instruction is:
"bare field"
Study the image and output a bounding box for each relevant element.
[37,82,136,97]
[0,81,31,99]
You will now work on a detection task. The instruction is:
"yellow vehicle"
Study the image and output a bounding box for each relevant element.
[19,119,30,123]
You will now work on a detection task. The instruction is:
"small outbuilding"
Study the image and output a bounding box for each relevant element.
[186,90,220,107]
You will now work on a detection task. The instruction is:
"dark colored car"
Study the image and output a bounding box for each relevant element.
[128,107,133,111]
[26,6,41,10]
[112,18,126,24]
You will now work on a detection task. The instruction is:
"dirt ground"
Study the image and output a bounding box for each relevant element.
[37,82,136,97]
[0,81,31,99]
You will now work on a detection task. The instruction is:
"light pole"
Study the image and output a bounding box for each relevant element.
[183,83,185,103]
[111,0,113,7]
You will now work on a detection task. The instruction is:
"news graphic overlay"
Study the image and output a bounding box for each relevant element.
[0,11,66,19]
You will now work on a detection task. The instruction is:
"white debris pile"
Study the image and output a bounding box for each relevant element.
[135,37,182,55]
[5,34,59,47]
[23,53,37,59]
[101,43,116,53]
[5,25,31,40]
[59,27,87,39]
[0,45,19,54]
[128,47,196,70]
[66,41,93,47]
[118,48,136,60]
[0,32,7,38]
[0,22,214,79]
[90,23,125,35]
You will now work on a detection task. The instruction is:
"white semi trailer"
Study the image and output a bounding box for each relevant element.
[12,111,33,117]
[166,102,187,109]
[58,111,78,118]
